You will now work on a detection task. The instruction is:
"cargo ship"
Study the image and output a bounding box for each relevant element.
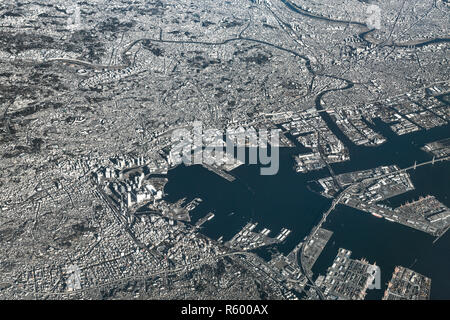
[371,212,383,218]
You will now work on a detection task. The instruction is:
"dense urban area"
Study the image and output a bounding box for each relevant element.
[0,0,449,300]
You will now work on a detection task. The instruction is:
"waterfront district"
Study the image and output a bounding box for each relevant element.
[1,0,449,300]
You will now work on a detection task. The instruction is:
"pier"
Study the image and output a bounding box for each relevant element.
[202,164,236,182]
[194,212,215,230]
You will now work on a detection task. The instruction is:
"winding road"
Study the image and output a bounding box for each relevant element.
[40,0,450,299]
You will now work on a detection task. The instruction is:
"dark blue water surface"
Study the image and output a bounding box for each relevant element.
[164,120,450,299]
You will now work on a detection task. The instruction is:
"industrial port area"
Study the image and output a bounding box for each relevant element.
[383,266,432,300]
[0,0,449,306]
[314,248,379,300]
[315,163,450,237]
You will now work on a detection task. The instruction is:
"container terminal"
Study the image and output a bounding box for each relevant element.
[312,248,378,300]
[315,165,450,237]
[383,266,431,300]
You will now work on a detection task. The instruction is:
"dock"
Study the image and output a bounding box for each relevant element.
[202,164,236,182]
[194,212,215,229]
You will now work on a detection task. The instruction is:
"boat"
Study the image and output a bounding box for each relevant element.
[371,212,383,218]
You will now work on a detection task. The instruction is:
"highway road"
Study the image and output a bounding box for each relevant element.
[298,155,450,299]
